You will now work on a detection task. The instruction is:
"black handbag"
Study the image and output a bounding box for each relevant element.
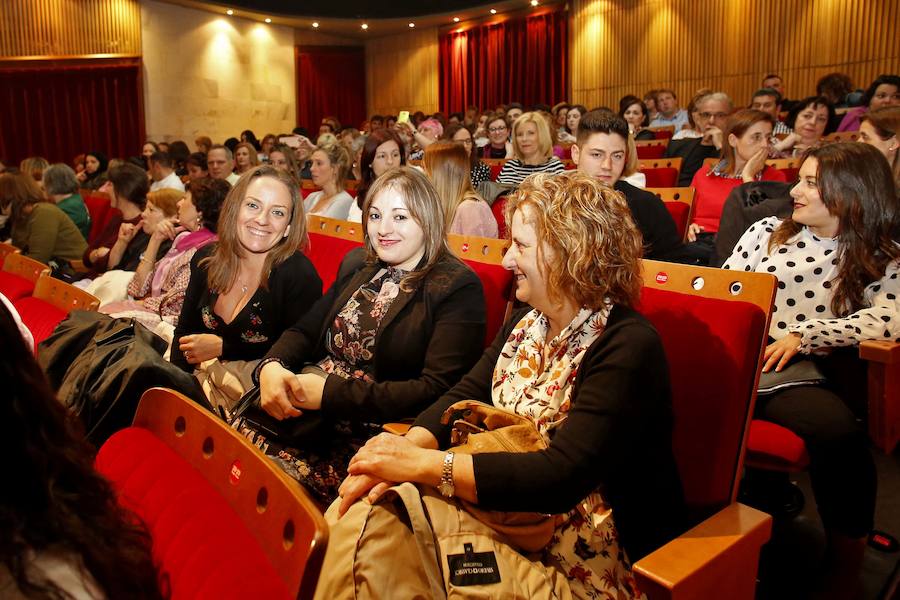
[227,382,332,449]
[757,359,826,395]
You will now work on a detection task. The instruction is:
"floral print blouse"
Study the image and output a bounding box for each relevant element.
[318,266,406,381]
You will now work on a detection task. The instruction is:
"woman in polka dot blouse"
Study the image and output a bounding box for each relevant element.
[724,142,900,598]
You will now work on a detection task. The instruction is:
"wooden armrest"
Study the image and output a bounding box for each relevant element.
[860,341,900,453]
[633,503,772,600]
[383,421,413,436]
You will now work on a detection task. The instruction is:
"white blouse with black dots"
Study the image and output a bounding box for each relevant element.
[723,216,900,352]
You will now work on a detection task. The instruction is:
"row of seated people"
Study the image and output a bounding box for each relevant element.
[5,141,897,598]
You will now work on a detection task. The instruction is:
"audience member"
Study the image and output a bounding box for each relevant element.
[649,89,689,131]
[686,109,787,263]
[158,142,170,154]
[816,72,855,108]
[0,301,164,600]
[195,136,212,154]
[43,163,91,240]
[304,140,354,220]
[348,128,406,222]
[171,165,322,408]
[20,156,49,185]
[185,152,209,181]
[331,171,685,598]
[369,115,385,131]
[497,112,566,186]
[664,91,733,186]
[406,118,444,160]
[561,104,587,143]
[762,73,797,112]
[552,101,570,134]
[148,151,185,192]
[751,87,791,135]
[442,123,491,186]
[644,89,660,121]
[859,106,900,189]
[234,142,260,176]
[259,134,277,161]
[481,113,513,159]
[0,173,86,264]
[207,145,240,186]
[267,143,301,181]
[255,166,486,502]
[572,111,686,261]
[167,140,191,177]
[618,95,655,140]
[724,143,899,600]
[240,129,261,151]
[505,102,524,123]
[423,142,498,238]
[772,96,834,158]
[671,89,713,140]
[141,141,158,170]
[102,178,228,330]
[320,116,341,136]
[837,74,900,131]
[76,151,108,190]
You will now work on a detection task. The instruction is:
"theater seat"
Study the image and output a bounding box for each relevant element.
[639,158,683,188]
[83,192,119,245]
[746,420,810,470]
[491,196,509,238]
[0,253,49,301]
[13,274,98,351]
[447,234,513,347]
[304,216,365,293]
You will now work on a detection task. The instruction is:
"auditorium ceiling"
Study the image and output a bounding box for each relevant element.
[208,0,501,19]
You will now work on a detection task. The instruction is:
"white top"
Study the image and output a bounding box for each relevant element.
[496,156,566,186]
[303,190,354,220]
[671,129,702,141]
[723,216,900,351]
[226,172,241,186]
[621,171,646,188]
[347,201,363,223]
[149,171,185,192]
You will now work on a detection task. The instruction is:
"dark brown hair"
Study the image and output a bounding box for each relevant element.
[720,109,775,176]
[108,163,150,210]
[188,177,230,232]
[769,143,900,315]
[356,128,407,208]
[0,172,46,229]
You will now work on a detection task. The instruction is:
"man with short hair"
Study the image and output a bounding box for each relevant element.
[369,115,384,131]
[751,87,791,135]
[762,73,796,112]
[505,102,524,124]
[649,89,689,132]
[664,92,733,186]
[207,145,240,186]
[571,110,687,262]
[149,151,185,192]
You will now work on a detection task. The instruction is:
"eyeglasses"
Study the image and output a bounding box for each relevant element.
[698,112,729,120]
[488,126,507,133]
[457,138,473,146]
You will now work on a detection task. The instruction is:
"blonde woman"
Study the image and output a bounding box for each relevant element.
[423,142,498,238]
[233,142,260,175]
[303,139,354,220]
[496,111,566,186]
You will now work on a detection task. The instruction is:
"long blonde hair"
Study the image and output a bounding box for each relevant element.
[201,165,306,292]
[422,142,486,229]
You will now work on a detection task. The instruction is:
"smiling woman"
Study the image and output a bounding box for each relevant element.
[170,165,323,409]
[251,166,486,504]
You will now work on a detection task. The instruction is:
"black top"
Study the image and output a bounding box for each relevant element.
[634,129,657,141]
[663,137,720,187]
[265,248,487,424]
[414,305,687,561]
[171,245,323,372]
[614,180,684,261]
[712,181,793,267]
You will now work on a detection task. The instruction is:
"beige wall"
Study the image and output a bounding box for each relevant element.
[570,0,900,111]
[141,0,296,146]
[365,29,440,117]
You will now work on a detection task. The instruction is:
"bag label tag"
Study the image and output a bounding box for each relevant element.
[447,543,501,586]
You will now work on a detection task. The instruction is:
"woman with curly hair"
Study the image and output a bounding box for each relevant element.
[0,300,164,599]
[331,171,685,599]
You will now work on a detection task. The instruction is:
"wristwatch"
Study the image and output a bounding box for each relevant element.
[437,451,456,498]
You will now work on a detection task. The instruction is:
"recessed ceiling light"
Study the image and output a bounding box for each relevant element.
[361,23,368,30]
[490,9,497,14]
[226,9,233,15]
[453,17,460,22]
[312,22,319,28]
[408,22,415,28]
[530,0,539,5]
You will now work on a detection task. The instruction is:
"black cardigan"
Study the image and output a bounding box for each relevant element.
[664,137,720,187]
[171,246,323,372]
[264,248,486,424]
[414,305,687,561]
[615,180,684,261]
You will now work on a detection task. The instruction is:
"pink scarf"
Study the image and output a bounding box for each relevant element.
[150,228,216,296]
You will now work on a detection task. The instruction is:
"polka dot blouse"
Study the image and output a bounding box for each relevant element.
[723,216,900,352]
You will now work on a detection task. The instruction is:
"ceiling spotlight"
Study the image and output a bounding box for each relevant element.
[226,9,233,15]
[361,23,368,30]
[490,8,497,14]
[312,22,319,28]
[264,17,271,23]
[530,0,539,5]
[408,22,415,28]
[453,17,460,22]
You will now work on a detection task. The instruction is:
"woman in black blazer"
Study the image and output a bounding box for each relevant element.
[253,167,486,501]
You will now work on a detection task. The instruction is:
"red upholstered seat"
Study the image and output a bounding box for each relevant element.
[459,257,512,347]
[663,201,690,240]
[305,231,365,293]
[13,296,68,352]
[778,167,799,182]
[746,420,810,469]
[488,162,504,181]
[301,188,314,199]
[0,271,36,301]
[96,427,293,600]
[491,196,508,239]
[641,167,679,188]
[636,144,667,159]
[637,286,766,517]
[84,193,118,245]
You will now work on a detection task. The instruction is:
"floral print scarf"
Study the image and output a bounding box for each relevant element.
[492,306,644,600]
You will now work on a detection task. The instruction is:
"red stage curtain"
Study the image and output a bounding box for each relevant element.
[296,46,366,134]
[439,8,568,114]
[0,59,144,166]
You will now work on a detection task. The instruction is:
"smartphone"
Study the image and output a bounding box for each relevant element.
[279,135,300,149]
[398,110,410,124]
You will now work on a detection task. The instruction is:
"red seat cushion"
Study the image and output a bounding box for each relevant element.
[641,167,679,187]
[305,232,365,293]
[84,194,117,245]
[654,129,674,140]
[664,202,690,240]
[13,297,67,352]
[0,271,36,301]
[458,257,512,347]
[491,196,509,239]
[636,145,667,159]
[637,286,767,518]
[489,163,504,181]
[96,427,293,600]
[746,419,809,468]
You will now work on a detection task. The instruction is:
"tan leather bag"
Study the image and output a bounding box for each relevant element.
[439,400,556,552]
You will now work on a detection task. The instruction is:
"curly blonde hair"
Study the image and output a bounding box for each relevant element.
[505,171,644,310]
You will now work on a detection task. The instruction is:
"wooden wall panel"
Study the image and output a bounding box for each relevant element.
[0,0,141,59]
[365,28,440,118]
[570,0,900,111]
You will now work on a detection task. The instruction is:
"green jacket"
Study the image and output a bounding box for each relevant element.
[13,203,88,264]
[57,193,91,240]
